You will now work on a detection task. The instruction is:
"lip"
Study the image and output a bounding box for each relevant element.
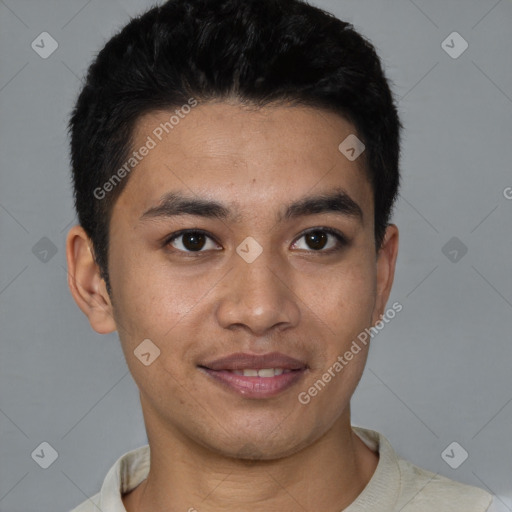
[199,367,308,399]
[198,352,309,399]
[199,352,308,371]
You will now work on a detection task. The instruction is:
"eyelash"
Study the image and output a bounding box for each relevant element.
[162,227,348,256]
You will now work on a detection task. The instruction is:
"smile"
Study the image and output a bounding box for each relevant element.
[198,366,307,398]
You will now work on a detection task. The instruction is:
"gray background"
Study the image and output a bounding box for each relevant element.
[0,0,511,511]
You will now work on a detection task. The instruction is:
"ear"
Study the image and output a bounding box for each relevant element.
[65,225,117,334]
[372,224,399,325]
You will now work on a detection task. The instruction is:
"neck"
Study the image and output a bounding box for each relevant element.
[123,405,378,512]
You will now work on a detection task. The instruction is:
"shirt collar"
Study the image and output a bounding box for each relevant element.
[345,426,401,511]
[95,425,401,511]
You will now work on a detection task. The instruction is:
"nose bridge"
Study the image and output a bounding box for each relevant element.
[236,242,282,295]
[215,239,300,334]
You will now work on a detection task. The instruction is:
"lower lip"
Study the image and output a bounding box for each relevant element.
[200,368,307,399]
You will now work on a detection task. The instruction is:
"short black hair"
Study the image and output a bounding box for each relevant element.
[69,0,402,295]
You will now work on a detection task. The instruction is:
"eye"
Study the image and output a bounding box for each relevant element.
[165,230,221,253]
[291,228,347,252]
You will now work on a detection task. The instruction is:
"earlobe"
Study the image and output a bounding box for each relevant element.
[65,225,117,334]
[372,224,399,325]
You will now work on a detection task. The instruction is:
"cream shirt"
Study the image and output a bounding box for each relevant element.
[70,426,496,512]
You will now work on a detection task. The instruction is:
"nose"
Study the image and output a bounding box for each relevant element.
[214,247,301,336]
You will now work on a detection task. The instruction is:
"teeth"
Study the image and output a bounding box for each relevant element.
[230,368,291,377]
[258,368,278,377]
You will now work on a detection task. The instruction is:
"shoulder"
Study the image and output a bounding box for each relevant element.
[395,457,494,512]
[68,492,101,512]
[68,444,150,512]
[351,425,494,512]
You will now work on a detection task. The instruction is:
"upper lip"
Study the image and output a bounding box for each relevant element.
[199,352,308,371]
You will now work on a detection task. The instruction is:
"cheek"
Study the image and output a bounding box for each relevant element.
[300,254,377,340]
[109,253,219,389]
[110,251,201,337]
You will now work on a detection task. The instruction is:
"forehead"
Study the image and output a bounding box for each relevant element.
[114,102,373,221]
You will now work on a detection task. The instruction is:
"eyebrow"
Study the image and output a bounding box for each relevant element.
[280,188,363,224]
[139,188,363,224]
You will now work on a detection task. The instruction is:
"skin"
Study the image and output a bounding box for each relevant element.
[66,102,399,512]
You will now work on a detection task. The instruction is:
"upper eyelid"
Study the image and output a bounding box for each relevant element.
[166,227,346,250]
[165,229,222,249]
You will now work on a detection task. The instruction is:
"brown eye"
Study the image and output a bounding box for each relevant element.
[291,228,347,253]
[166,230,221,253]
[305,230,328,250]
[182,232,206,251]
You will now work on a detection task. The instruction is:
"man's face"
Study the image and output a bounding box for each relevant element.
[103,102,396,458]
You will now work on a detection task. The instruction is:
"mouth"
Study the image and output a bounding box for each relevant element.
[197,352,308,399]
